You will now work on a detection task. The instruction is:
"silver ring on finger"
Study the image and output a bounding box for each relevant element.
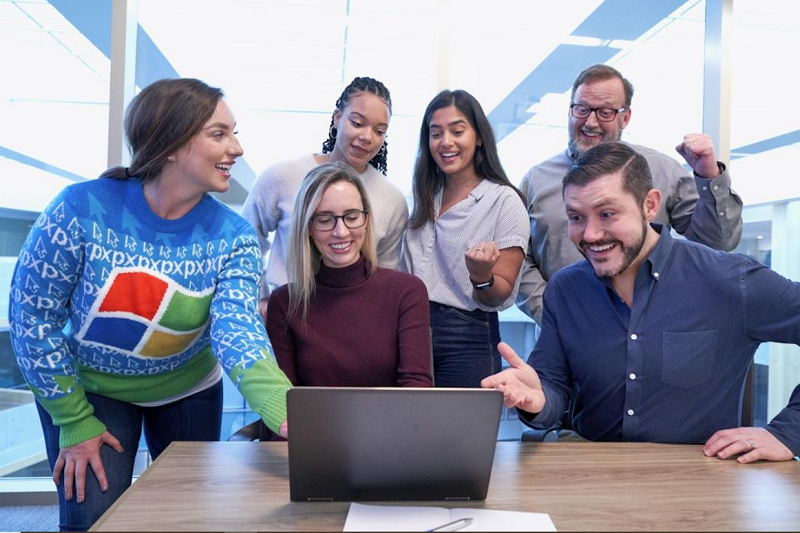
[747,439,756,450]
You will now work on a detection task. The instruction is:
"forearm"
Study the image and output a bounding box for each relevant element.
[37,385,107,448]
[473,274,514,307]
[515,254,547,325]
[9,187,93,447]
[235,358,292,434]
[672,167,743,251]
[764,384,800,457]
[517,381,564,430]
[212,229,292,431]
[470,246,525,308]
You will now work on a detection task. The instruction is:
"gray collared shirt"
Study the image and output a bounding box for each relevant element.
[401,179,529,312]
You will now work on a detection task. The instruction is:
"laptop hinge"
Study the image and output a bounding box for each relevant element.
[307,497,334,501]
[445,497,471,500]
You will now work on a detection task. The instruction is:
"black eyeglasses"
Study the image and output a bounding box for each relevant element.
[570,103,627,122]
[311,210,368,231]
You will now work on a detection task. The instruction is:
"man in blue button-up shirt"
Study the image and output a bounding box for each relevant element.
[483,142,799,462]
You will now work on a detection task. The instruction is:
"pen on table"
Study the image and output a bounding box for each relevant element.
[427,517,473,532]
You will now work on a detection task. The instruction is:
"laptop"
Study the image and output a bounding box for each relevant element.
[287,387,503,502]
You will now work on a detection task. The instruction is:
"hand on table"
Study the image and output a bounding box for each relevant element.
[703,426,795,463]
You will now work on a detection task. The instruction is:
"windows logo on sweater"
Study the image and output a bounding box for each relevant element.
[76,268,214,358]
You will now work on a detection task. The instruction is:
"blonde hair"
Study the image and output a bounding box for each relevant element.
[287,162,378,322]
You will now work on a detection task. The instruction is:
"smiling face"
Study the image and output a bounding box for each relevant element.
[310,180,367,269]
[330,92,390,174]
[567,77,631,159]
[428,104,480,181]
[171,99,243,195]
[565,171,657,279]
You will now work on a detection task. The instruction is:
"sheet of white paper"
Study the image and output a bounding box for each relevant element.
[343,503,449,532]
[343,503,557,532]
[450,507,557,532]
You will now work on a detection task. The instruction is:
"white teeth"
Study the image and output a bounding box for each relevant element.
[442,152,458,157]
[216,164,231,172]
[589,243,614,252]
[331,243,350,250]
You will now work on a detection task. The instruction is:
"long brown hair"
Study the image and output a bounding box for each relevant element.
[409,89,524,229]
[100,78,223,181]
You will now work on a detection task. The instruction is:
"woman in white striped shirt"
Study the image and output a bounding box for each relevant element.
[402,90,530,388]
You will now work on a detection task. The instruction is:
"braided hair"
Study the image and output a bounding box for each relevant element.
[321,76,392,175]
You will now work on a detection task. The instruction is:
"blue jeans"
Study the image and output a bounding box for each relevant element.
[429,302,501,388]
[36,380,223,532]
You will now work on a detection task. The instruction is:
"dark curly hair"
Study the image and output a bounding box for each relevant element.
[321,76,392,175]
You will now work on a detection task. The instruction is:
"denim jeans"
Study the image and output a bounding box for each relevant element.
[36,380,223,532]
[429,302,501,388]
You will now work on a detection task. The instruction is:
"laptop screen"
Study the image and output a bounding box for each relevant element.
[287,387,503,501]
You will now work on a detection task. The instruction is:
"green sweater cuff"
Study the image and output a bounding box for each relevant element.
[59,416,108,448]
[34,383,108,448]
[236,358,291,434]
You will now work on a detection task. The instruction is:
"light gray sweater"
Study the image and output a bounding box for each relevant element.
[241,154,409,298]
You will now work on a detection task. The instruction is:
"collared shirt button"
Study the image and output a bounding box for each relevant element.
[719,211,725,217]
[630,333,638,340]
[713,185,719,191]
[627,409,635,416]
[629,373,636,380]
[653,272,659,279]
[702,185,708,191]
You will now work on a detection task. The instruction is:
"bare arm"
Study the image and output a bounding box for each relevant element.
[465,244,525,307]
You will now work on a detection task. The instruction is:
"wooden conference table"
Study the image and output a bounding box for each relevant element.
[91,441,800,532]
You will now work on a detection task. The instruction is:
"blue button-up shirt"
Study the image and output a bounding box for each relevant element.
[526,224,800,454]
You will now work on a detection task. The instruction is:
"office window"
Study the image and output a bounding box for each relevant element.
[3,0,796,491]
[0,0,109,479]
[730,0,800,425]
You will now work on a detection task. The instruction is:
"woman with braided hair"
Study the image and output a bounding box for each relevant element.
[242,77,408,323]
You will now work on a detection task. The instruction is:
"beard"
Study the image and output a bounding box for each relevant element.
[568,121,624,159]
[580,219,648,279]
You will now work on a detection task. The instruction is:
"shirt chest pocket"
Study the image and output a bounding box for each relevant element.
[661,330,719,389]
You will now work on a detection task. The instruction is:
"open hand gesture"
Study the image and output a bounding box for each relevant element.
[481,342,546,414]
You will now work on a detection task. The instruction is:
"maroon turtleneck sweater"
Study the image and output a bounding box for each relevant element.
[266,256,433,387]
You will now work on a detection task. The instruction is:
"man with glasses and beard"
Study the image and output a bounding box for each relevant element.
[516,64,743,325]
[482,142,799,463]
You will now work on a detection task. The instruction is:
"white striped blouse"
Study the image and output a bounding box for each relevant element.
[401,179,530,312]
